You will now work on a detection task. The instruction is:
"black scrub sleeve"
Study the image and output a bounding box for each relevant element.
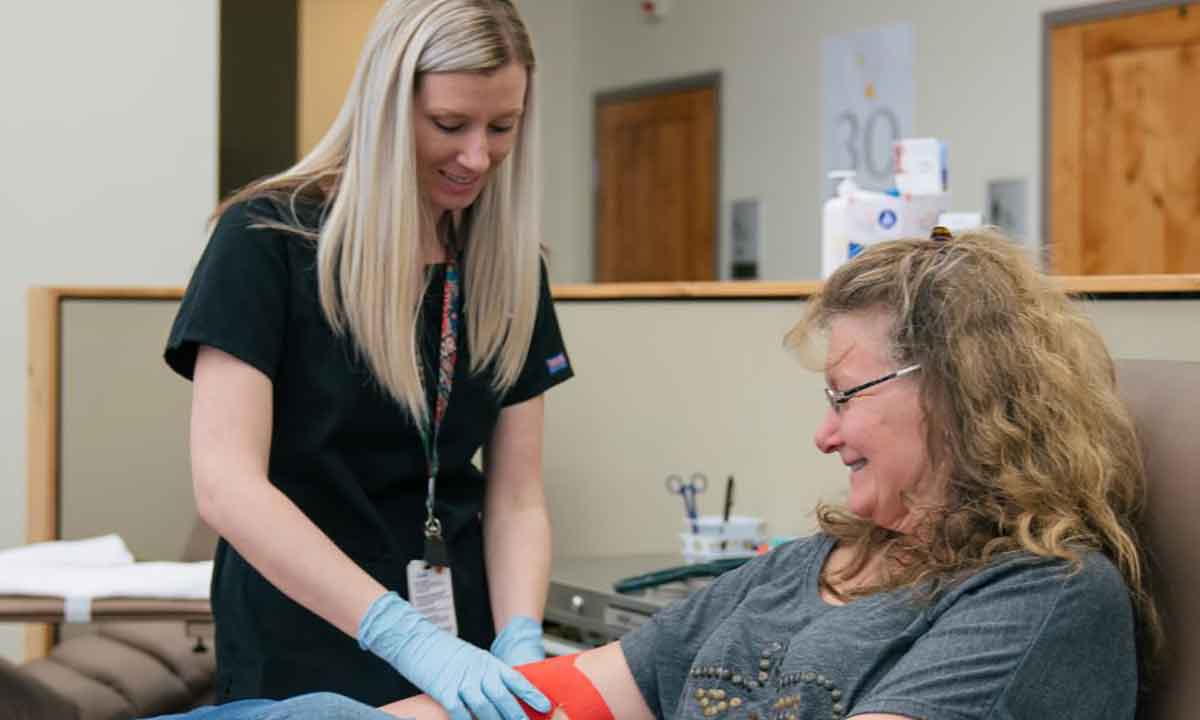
[164,200,291,382]
[500,259,574,406]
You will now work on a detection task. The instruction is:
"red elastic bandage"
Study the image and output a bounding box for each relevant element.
[515,654,615,720]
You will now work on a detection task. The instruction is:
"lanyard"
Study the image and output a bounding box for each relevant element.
[417,257,460,562]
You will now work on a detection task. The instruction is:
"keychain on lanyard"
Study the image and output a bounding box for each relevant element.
[417,255,460,569]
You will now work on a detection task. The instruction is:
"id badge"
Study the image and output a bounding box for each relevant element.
[405,560,459,637]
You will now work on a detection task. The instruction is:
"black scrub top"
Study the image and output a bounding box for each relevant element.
[164,199,574,705]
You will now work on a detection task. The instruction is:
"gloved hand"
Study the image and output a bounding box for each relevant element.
[357,591,550,720]
[490,615,546,667]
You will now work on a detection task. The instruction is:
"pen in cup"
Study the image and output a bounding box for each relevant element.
[720,475,735,550]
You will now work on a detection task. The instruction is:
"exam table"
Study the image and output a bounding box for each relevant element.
[0,520,217,719]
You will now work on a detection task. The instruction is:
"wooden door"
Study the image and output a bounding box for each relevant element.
[1049,5,1200,274]
[595,82,717,282]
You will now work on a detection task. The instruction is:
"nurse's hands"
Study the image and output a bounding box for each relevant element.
[357,592,551,720]
[490,615,546,667]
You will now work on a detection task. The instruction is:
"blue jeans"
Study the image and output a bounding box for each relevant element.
[146,692,405,719]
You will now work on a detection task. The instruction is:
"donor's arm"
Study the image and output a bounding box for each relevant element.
[380,643,653,720]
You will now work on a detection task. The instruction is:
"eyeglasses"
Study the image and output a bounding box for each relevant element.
[824,364,921,412]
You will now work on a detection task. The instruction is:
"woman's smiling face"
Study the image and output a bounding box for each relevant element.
[813,311,939,534]
[412,62,527,216]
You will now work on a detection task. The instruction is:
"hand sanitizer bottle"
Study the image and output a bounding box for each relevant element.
[822,170,858,279]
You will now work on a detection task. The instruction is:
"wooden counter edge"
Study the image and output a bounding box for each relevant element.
[551,275,1200,300]
[28,276,1200,302]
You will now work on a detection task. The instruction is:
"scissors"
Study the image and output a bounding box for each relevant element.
[665,473,708,533]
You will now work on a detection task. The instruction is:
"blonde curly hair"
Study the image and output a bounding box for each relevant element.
[787,228,1161,660]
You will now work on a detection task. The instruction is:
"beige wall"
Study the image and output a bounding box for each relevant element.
[59,301,195,562]
[513,0,589,283]
[40,294,1198,568]
[36,292,1200,570]
[542,298,1200,559]
[0,2,219,663]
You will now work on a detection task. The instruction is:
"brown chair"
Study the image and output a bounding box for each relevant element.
[0,654,81,720]
[1116,359,1200,720]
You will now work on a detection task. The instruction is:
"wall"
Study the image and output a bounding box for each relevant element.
[525,0,1113,281]
[513,0,589,283]
[0,2,219,662]
[59,301,195,561]
[542,297,1200,559]
[35,292,1196,572]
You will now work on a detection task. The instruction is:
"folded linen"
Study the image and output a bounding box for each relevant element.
[0,561,213,599]
[0,534,134,569]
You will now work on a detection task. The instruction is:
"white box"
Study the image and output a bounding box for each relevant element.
[893,138,947,193]
[679,515,766,561]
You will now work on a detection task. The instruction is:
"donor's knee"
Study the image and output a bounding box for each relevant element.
[263,692,390,719]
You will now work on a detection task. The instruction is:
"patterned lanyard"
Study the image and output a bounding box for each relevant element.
[418,257,460,558]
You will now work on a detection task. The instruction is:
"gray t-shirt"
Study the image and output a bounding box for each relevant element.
[620,535,1136,720]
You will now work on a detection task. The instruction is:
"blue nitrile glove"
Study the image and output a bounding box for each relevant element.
[357,592,550,720]
[490,615,546,667]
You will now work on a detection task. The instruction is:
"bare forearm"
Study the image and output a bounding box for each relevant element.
[380,697,569,720]
[196,474,385,637]
[483,396,552,629]
[379,693,451,719]
[381,696,570,720]
[190,345,386,639]
[578,642,654,720]
[485,499,551,628]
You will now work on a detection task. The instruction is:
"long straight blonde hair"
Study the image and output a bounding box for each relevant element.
[215,0,541,425]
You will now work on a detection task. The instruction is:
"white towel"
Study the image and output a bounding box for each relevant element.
[0,534,134,569]
[0,534,211,600]
[0,561,213,599]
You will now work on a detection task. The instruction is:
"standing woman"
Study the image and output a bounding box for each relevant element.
[163,2,569,718]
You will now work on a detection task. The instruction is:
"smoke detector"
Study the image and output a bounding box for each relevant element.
[640,0,671,22]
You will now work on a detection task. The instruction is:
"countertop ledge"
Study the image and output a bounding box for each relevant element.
[30,275,1200,302]
[553,275,1200,300]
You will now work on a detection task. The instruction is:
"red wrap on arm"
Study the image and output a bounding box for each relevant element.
[515,654,615,720]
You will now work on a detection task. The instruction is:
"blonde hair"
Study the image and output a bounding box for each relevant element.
[787,228,1161,657]
[214,0,541,424]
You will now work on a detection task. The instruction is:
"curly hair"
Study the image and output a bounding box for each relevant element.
[786,228,1161,661]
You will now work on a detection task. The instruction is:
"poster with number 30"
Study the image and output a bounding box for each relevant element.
[820,23,914,195]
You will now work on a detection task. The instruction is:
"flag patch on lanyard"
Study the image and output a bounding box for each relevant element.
[546,352,569,375]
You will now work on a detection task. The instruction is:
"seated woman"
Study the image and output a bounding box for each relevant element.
[158,228,1158,719]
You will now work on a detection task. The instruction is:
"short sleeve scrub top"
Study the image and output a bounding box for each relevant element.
[164,200,574,705]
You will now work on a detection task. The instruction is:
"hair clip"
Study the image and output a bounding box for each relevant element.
[929,225,953,242]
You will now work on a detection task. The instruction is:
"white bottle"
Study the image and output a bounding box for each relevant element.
[821,171,858,279]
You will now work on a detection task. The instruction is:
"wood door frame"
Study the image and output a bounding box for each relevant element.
[1040,0,1186,269]
[593,71,722,281]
